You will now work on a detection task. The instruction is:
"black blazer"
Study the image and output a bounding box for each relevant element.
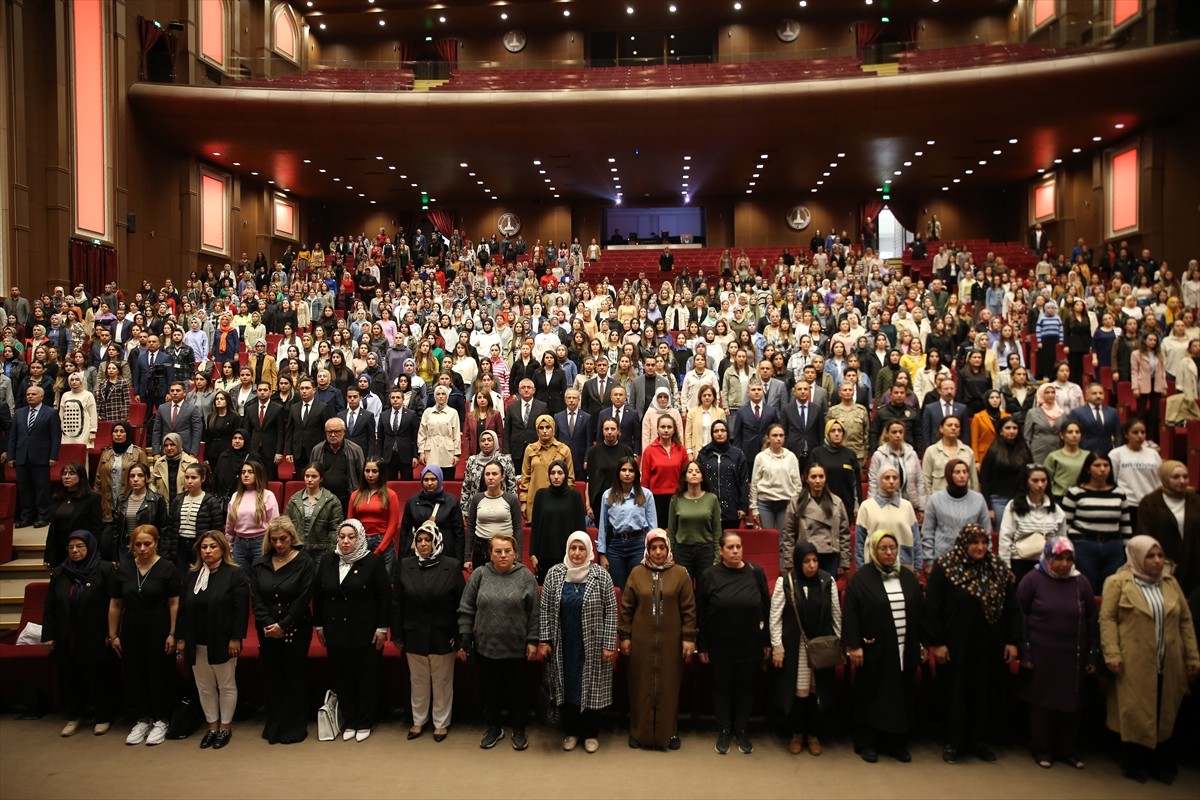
[313,552,391,648]
[920,399,971,455]
[781,401,825,461]
[340,408,377,456]
[42,559,117,664]
[390,555,465,656]
[286,399,332,461]
[580,376,616,418]
[166,492,227,563]
[178,562,251,667]
[1065,404,1121,455]
[533,368,568,415]
[244,400,287,463]
[379,405,420,463]
[44,492,102,567]
[503,397,548,466]
[250,550,316,637]
[595,405,642,454]
[730,403,780,458]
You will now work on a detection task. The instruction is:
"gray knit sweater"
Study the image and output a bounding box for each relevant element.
[458,562,540,659]
[920,489,990,565]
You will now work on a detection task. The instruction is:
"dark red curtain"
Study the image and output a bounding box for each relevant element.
[861,201,886,232]
[395,41,411,64]
[138,17,163,80]
[886,201,919,234]
[165,31,180,80]
[424,209,455,238]
[69,239,119,297]
[434,38,458,70]
[855,22,885,56]
[899,21,919,45]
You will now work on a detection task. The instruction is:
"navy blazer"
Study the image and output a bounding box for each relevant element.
[920,399,972,455]
[553,408,592,479]
[340,407,377,457]
[379,405,420,463]
[133,349,174,401]
[7,403,61,465]
[1066,404,1121,455]
[595,404,642,455]
[730,402,780,458]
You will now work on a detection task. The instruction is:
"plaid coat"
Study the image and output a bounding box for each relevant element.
[96,378,131,422]
[539,563,618,711]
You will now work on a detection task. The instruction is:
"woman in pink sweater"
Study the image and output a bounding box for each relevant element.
[225,459,280,570]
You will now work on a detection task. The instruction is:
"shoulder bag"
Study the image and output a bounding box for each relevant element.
[788,573,844,670]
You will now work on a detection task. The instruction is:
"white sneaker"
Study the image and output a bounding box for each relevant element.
[145,720,169,746]
[562,736,578,751]
[355,729,371,742]
[126,721,152,745]
[61,720,80,737]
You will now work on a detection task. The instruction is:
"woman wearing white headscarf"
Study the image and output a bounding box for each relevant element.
[641,386,683,452]
[418,384,462,480]
[392,519,465,742]
[1100,535,1200,784]
[313,519,390,742]
[537,531,617,753]
[58,371,97,448]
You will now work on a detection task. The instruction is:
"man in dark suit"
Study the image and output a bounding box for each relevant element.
[340,387,377,457]
[595,385,642,456]
[781,380,825,470]
[378,388,420,481]
[151,381,204,455]
[1029,223,1048,255]
[628,356,676,414]
[553,387,592,480]
[3,385,60,526]
[244,382,286,480]
[920,377,971,457]
[286,378,331,471]
[730,378,779,457]
[580,358,616,422]
[133,333,172,408]
[504,378,548,471]
[1067,383,1121,455]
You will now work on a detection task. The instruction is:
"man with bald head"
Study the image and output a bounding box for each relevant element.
[3,386,60,527]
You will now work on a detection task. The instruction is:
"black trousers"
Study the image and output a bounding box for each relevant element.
[673,542,714,585]
[327,644,382,731]
[710,653,757,732]
[123,638,177,721]
[260,627,313,743]
[562,704,600,739]
[1029,706,1079,760]
[385,451,413,482]
[14,462,51,523]
[60,655,119,723]
[789,694,823,738]
[478,655,527,732]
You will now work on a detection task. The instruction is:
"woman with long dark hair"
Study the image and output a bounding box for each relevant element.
[597,457,658,592]
[999,466,1066,581]
[1062,451,1132,593]
[44,462,101,570]
[347,458,401,573]
[979,417,1033,531]
[781,463,851,578]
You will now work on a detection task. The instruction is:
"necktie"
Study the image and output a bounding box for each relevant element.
[569,412,576,436]
[1094,405,1103,426]
[259,404,266,427]
[27,407,37,428]
[303,403,309,422]
[754,404,761,420]
[800,404,807,430]
[616,408,622,427]
[523,403,530,424]
[393,410,400,431]
[598,379,606,400]
[171,404,179,427]
[348,410,356,431]
[944,402,952,419]
[150,352,156,367]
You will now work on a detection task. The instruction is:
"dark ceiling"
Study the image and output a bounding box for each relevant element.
[129,39,1198,211]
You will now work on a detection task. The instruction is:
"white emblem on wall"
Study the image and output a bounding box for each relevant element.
[786,205,812,231]
[497,213,522,236]
[503,30,527,53]
[776,19,801,43]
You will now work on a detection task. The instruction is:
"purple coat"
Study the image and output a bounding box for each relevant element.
[1016,568,1098,713]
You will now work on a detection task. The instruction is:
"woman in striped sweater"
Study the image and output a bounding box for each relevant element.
[1062,452,1132,594]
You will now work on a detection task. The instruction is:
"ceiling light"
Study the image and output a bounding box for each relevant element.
[346,185,353,189]
[563,8,569,15]
[615,185,621,189]
[610,168,618,172]
[683,165,690,171]
[501,12,507,19]
[669,4,677,11]
[683,155,691,160]
[752,173,760,178]
[375,155,383,160]
[1009,138,1018,144]
[232,162,240,166]
[810,188,817,193]
[746,189,752,194]
[539,169,546,174]
[484,189,491,193]
[378,19,385,26]
[865,0,873,5]
[468,172,475,176]
[748,181,756,186]
[533,160,541,165]
[613,176,619,181]
[413,182,420,187]
[460,162,468,167]
[816,180,824,185]
[477,180,483,185]
[399,175,406,179]
[332,177,339,181]
[1037,168,1046,173]
[388,166,395,170]
[319,23,326,29]
[632,50,637,55]
[306,1,312,5]
[1072,147,1082,153]
[755,164,763,169]
[302,159,311,163]
[358,193,365,197]
[760,154,769,159]
[822,172,830,177]
[926,140,935,145]
[438,16,445,22]
[964,169,973,174]
[829,162,838,167]
[370,200,376,204]
[211,151,220,156]
[681,182,688,187]
[914,151,923,156]
[903,161,912,167]
[993,149,1002,155]
[1115,123,1125,129]
[630,35,636,41]
[318,168,326,173]
[267,180,275,184]
[1054,158,1063,164]
[1092,136,1102,141]
[800,0,807,6]
[549,187,555,191]
[942,186,949,191]
[953,178,961,183]
[626,6,634,14]
[554,194,560,198]
[893,170,902,175]
[978,160,987,165]
[608,157,616,163]
[734,1,742,8]
[491,196,498,200]
[544,178,551,183]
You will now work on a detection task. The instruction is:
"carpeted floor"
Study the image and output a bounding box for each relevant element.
[0,717,1194,800]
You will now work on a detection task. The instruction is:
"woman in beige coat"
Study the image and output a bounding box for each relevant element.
[1099,535,1200,784]
[684,385,726,458]
[418,384,462,480]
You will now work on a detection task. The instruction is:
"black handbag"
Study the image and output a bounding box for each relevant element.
[166,694,203,739]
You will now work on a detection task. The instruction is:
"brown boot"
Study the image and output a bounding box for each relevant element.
[808,737,823,756]
[788,735,803,754]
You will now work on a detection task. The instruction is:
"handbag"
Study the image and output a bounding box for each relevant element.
[787,574,844,670]
[317,690,342,741]
[1014,531,1046,561]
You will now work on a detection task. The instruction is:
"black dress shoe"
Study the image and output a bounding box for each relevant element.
[433,732,448,743]
[860,747,879,763]
[943,746,959,764]
[668,735,681,750]
[974,745,998,763]
[628,736,640,749]
[891,747,912,763]
[33,519,50,528]
[200,730,218,749]
[407,729,423,740]
[212,730,232,749]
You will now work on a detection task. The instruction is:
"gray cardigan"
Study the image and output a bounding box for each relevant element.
[458,562,540,659]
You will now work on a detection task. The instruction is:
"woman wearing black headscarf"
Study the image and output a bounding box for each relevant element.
[530,460,586,583]
[41,530,119,736]
[93,420,149,554]
[696,419,750,532]
[770,540,842,756]
[212,429,264,502]
[924,524,1021,764]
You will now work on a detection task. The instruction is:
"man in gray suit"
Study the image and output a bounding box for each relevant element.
[4,286,30,331]
[628,355,678,414]
[152,381,203,455]
[756,359,788,414]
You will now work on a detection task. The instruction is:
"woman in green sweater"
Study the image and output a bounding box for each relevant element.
[668,461,722,584]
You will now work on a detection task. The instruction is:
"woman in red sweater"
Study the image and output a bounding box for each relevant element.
[348,458,401,573]
[641,414,689,529]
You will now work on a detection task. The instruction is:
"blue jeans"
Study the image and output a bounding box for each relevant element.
[757,501,788,533]
[366,534,394,575]
[989,495,1010,532]
[1071,538,1126,594]
[604,535,645,593]
[232,535,264,571]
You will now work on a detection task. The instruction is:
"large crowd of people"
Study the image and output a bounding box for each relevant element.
[4,225,1199,782]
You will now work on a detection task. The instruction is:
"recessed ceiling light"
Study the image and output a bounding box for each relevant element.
[346,185,353,189]
[681,183,688,187]
[816,180,824,185]
[533,160,541,165]
[563,8,569,15]
[866,0,873,5]
[632,50,637,55]
[903,161,912,167]
[914,151,923,157]
[232,162,240,166]
[399,175,407,179]
[1072,147,1082,153]
[829,162,838,167]
[669,4,677,11]
[760,154,769,159]
[500,12,507,20]
[319,23,326,29]
[318,168,326,173]
[823,172,830,177]
[302,159,311,163]
[375,155,383,160]
[953,178,961,183]
[993,149,1002,155]
[554,194,560,198]
[837,152,846,158]
[610,168,618,172]
[683,155,691,160]
[810,188,817,193]
[893,170,902,175]
[544,178,551,183]
[1115,123,1125,129]
[460,162,468,167]
[800,0,807,6]
[683,165,690,171]
[469,172,476,176]
[978,160,987,165]
[608,157,616,163]
[1037,168,1046,173]
[746,189,752,194]
[748,182,756,186]
[1054,158,1063,164]
[332,177,339,181]
[492,196,498,200]
[926,140,935,145]
[370,200,376,204]
[615,185,621,189]
[942,186,949,191]
[613,176,619,181]
[630,35,636,41]
[358,193,365,197]
[1008,138,1018,144]
[549,187,555,191]
[389,166,396,170]
[626,6,633,14]
[267,180,275,184]
[884,179,891,184]
[539,169,546,174]
[477,180,483,185]
[306,1,312,6]
[484,189,491,193]
[438,16,445,22]
[414,182,420,187]
[964,169,973,175]
[734,1,742,8]
[211,151,220,156]
[378,19,385,26]
[752,173,760,178]
[1092,136,1102,142]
